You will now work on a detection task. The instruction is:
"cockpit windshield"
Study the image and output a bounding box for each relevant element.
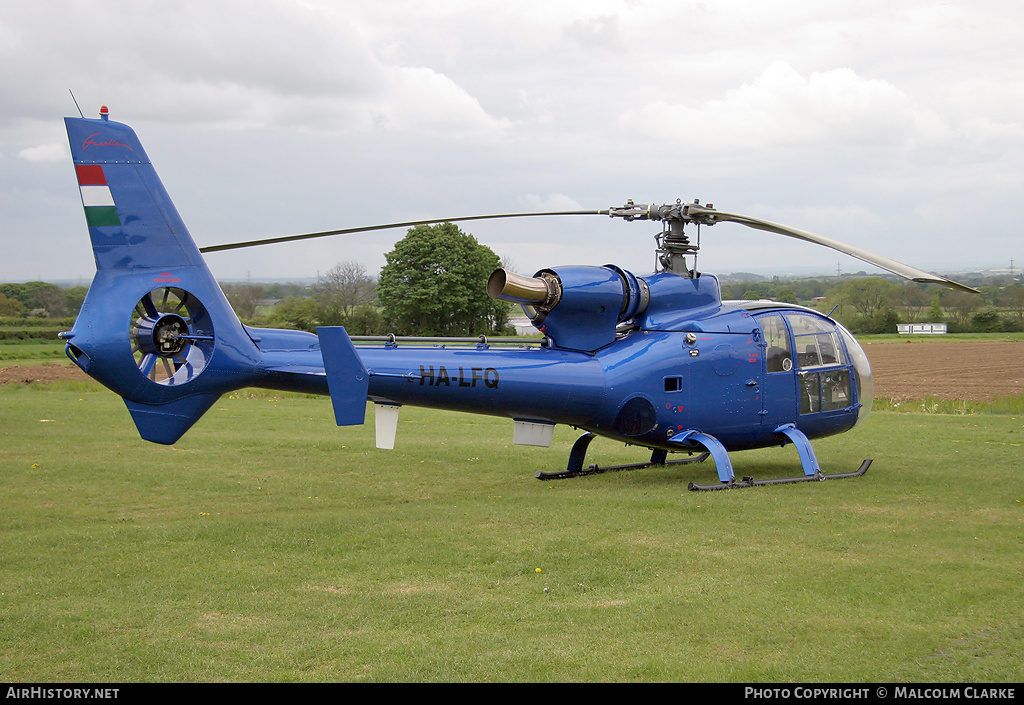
[836,322,873,424]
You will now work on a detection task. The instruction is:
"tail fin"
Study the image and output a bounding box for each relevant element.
[63,110,261,444]
[65,114,207,271]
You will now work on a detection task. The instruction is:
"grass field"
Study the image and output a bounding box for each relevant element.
[1,380,1022,682]
[0,340,66,366]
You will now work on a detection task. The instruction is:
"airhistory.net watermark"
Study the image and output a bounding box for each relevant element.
[6,689,119,700]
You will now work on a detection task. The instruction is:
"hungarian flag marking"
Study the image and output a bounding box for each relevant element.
[75,165,121,227]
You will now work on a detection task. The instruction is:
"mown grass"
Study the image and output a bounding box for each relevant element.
[874,395,1024,416]
[0,341,66,364]
[2,380,1022,682]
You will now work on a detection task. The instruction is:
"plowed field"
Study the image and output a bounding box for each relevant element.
[0,364,92,385]
[861,340,1024,402]
[4,340,1023,402]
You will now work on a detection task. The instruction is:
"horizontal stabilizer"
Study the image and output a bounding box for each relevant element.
[317,326,370,426]
[124,394,221,445]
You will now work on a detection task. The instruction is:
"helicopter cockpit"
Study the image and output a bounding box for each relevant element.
[742,303,874,426]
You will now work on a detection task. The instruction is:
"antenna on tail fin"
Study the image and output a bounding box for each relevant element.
[68,90,84,118]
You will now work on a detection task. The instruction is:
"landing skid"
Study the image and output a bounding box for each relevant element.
[687,459,872,491]
[535,432,710,481]
[538,428,872,490]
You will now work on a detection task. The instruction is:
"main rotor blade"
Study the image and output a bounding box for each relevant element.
[705,209,980,294]
[198,210,608,253]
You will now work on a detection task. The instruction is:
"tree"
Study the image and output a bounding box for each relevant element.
[1001,284,1024,325]
[343,304,385,335]
[266,297,320,332]
[220,281,264,320]
[924,293,945,323]
[0,291,24,316]
[898,283,929,323]
[970,308,1003,333]
[776,287,798,304]
[313,261,376,325]
[0,281,67,317]
[64,286,89,316]
[826,277,901,317]
[944,290,981,329]
[377,223,509,336]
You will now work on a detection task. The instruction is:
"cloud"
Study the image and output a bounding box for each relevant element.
[619,61,951,154]
[18,142,67,163]
[2,1,1023,281]
[368,66,512,136]
[516,193,587,211]
[563,14,622,51]
[0,1,510,139]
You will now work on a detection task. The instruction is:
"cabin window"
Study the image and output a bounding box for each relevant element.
[759,314,792,373]
[821,370,852,411]
[787,314,846,369]
[800,369,852,414]
[799,372,820,414]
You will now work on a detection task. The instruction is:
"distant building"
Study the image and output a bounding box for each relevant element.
[510,316,537,336]
[897,323,948,335]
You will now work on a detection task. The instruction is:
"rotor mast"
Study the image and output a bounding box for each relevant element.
[608,199,715,276]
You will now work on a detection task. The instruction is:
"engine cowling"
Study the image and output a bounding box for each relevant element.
[488,265,649,351]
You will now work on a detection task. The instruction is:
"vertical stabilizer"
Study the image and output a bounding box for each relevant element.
[63,110,261,444]
[65,114,206,271]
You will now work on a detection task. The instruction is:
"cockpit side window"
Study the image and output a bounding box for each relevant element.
[760,314,792,373]
[787,314,846,369]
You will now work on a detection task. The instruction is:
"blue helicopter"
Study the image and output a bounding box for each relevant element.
[59,109,976,490]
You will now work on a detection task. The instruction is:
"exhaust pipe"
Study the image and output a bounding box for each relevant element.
[487,269,561,308]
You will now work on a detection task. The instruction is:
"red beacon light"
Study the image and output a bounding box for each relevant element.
[99,105,109,121]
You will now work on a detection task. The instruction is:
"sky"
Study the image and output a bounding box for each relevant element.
[1,0,1022,286]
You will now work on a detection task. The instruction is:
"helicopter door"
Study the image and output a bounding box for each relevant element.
[786,313,853,417]
[754,312,799,428]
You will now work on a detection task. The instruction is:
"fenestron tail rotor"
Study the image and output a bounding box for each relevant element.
[130,287,215,385]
